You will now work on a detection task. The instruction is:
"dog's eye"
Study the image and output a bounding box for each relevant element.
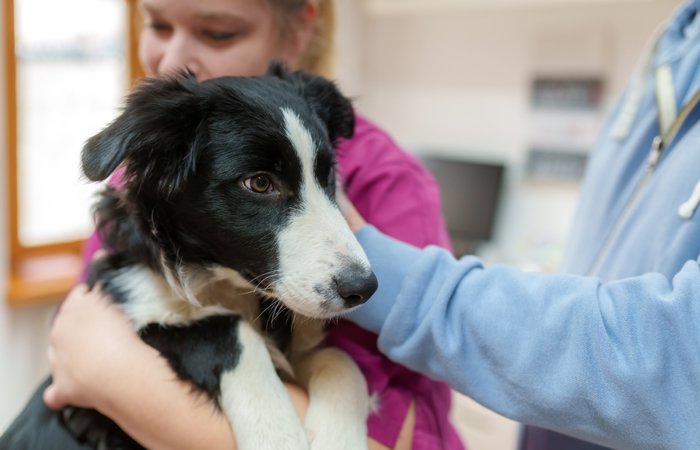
[243,175,276,194]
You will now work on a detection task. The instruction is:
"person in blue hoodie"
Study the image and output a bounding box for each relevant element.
[341,1,700,449]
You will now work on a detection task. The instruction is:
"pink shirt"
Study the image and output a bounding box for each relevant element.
[330,115,464,450]
[81,114,466,450]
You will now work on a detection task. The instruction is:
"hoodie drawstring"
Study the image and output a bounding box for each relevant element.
[678,178,700,219]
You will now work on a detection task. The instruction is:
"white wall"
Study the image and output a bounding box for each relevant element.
[357,2,676,156]
[354,1,679,268]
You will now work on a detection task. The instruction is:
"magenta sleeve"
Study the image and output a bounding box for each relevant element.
[338,116,452,251]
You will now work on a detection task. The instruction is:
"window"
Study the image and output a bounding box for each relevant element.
[5,0,142,305]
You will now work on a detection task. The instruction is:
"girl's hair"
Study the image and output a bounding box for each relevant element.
[270,0,335,77]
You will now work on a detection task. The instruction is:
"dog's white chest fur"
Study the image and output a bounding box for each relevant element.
[114,263,369,450]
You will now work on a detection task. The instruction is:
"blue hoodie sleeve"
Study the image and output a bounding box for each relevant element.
[346,225,700,450]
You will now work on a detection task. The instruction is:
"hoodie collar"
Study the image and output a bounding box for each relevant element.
[656,0,700,65]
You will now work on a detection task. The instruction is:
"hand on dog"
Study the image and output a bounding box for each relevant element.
[43,283,141,411]
[336,185,367,233]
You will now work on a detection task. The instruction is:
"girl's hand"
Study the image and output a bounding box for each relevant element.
[43,283,141,411]
[42,283,240,449]
[336,185,366,232]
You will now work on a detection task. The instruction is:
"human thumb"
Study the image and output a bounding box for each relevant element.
[43,383,65,410]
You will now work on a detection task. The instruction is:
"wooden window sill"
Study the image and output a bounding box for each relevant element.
[6,253,83,306]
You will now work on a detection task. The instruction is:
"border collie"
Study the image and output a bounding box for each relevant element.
[0,63,377,450]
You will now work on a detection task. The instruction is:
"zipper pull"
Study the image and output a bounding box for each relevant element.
[648,135,664,169]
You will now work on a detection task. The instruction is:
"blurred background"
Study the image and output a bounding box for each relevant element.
[0,0,682,448]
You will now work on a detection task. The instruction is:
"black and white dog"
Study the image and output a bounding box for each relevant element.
[0,64,377,450]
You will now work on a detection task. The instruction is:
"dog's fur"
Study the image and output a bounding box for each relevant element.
[0,64,377,450]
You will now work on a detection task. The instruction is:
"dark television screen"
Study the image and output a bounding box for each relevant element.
[421,156,505,253]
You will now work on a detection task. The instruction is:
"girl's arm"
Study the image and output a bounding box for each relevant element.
[346,225,700,450]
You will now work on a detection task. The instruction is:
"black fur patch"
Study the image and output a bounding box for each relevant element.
[139,315,243,406]
[259,297,294,356]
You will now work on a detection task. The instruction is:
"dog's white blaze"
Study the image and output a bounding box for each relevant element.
[219,321,309,449]
[278,108,371,318]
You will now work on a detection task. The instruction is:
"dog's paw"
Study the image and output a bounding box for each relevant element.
[300,348,370,450]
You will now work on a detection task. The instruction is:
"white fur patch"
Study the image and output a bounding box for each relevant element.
[219,321,309,450]
[160,256,256,308]
[296,347,370,450]
[114,265,232,329]
[368,392,381,416]
[275,108,372,319]
[114,266,268,330]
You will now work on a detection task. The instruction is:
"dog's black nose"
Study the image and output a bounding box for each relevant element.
[334,265,378,308]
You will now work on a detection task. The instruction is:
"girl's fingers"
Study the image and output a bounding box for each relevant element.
[42,383,64,411]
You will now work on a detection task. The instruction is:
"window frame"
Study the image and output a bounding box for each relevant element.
[4,0,143,305]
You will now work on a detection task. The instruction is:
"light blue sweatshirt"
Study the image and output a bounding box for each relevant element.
[347,2,700,449]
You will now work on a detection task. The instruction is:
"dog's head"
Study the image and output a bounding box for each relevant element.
[81,64,377,318]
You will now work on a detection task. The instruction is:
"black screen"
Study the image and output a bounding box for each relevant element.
[421,156,504,254]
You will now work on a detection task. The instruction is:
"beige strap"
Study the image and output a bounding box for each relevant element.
[654,65,678,141]
[657,88,700,149]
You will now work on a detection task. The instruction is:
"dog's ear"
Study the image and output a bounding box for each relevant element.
[81,72,205,196]
[267,61,355,143]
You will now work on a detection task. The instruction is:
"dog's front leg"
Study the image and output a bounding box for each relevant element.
[219,321,309,450]
[296,347,370,450]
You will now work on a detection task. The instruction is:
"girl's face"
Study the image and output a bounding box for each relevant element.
[138,0,310,80]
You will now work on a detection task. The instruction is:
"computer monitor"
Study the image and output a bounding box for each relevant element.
[420,156,505,256]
